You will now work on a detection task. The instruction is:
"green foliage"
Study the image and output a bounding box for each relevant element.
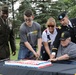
[18,0,33,22]
[68,5,76,18]
[8,0,76,38]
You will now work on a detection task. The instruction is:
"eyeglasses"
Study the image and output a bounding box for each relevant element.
[25,18,32,22]
[47,25,54,28]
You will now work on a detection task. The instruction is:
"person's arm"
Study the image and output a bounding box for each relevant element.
[9,28,16,56]
[37,38,42,57]
[43,42,51,58]
[49,54,69,62]
[36,23,42,58]
[42,30,54,59]
[55,54,69,61]
[42,30,51,57]
[24,42,38,58]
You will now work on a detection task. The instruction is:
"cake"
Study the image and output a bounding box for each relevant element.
[5,60,52,68]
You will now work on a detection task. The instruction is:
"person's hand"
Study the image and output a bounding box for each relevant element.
[48,58,58,62]
[12,51,16,56]
[50,58,57,62]
[33,51,39,58]
[36,50,40,58]
[50,54,55,59]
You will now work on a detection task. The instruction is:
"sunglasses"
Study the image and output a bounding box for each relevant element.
[47,25,54,28]
[25,18,32,22]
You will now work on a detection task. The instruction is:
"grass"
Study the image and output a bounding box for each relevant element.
[10,39,20,60]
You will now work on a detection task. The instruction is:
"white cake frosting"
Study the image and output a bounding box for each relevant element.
[5,60,52,68]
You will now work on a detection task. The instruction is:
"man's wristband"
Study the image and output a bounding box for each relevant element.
[52,52,56,55]
[52,48,57,52]
[52,48,57,50]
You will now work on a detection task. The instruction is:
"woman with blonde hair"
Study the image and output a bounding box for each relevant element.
[41,17,60,60]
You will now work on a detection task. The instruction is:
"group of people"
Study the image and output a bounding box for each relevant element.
[18,9,76,64]
[0,6,76,64]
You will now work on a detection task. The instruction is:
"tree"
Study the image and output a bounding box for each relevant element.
[15,0,76,36]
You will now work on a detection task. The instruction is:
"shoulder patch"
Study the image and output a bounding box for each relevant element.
[56,26,61,29]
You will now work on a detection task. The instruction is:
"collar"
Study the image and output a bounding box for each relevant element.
[68,20,72,27]
[46,28,57,35]
[25,21,34,27]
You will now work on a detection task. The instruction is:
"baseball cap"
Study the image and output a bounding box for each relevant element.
[58,11,67,20]
[60,31,70,40]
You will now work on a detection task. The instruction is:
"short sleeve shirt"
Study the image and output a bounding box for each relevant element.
[20,21,41,47]
[57,42,76,60]
[42,28,57,45]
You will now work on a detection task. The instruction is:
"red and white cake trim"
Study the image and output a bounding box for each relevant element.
[5,60,52,68]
